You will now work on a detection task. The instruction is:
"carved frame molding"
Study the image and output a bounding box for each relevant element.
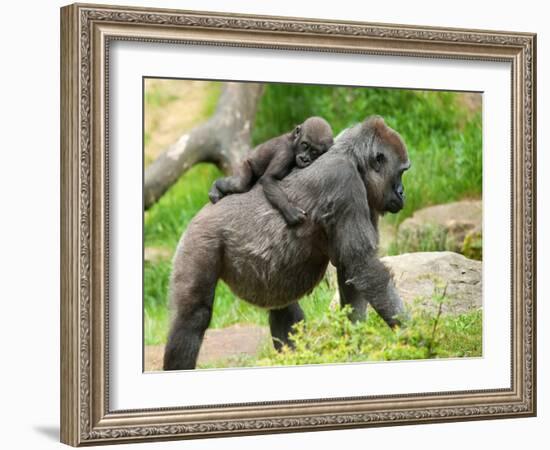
[60,3,536,446]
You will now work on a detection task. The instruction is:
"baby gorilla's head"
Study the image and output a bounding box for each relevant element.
[292,117,334,168]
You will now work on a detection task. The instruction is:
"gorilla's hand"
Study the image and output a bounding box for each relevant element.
[208,182,224,204]
[283,206,307,226]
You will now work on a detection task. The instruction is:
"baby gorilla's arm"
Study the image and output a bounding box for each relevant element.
[259,150,306,226]
[208,160,255,204]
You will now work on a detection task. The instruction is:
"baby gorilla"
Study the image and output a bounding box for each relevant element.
[208,117,334,226]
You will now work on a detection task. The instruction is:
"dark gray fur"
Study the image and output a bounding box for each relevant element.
[163,116,410,370]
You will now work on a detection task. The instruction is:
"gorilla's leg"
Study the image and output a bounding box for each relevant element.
[208,161,255,203]
[163,266,218,371]
[269,303,305,351]
[337,266,368,322]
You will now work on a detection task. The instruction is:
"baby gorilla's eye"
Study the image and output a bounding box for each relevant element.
[301,142,310,150]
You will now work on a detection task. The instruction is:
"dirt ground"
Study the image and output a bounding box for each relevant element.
[144,324,270,371]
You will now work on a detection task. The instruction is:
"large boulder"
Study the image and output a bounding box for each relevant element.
[381,251,482,315]
[396,200,482,259]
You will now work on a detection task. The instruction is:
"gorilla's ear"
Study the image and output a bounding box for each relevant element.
[293,125,302,139]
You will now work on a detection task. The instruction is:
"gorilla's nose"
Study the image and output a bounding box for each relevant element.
[395,184,404,199]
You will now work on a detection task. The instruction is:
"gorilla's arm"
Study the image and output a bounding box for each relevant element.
[313,160,405,327]
[259,149,307,226]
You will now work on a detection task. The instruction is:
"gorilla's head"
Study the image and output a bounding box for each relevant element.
[357,116,411,214]
[292,116,334,168]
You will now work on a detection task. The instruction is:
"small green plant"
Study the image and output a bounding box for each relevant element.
[462,229,483,260]
[247,288,481,368]
[425,283,448,357]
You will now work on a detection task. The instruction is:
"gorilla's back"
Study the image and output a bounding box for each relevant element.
[177,150,354,310]
[214,184,329,308]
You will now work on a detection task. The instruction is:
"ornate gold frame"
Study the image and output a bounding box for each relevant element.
[60,3,536,446]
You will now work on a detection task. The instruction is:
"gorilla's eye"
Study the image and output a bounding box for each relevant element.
[302,142,310,150]
[376,153,386,164]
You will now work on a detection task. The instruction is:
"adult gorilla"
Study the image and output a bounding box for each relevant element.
[163,116,411,370]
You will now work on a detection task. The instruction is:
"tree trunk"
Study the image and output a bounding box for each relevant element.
[144,82,264,210]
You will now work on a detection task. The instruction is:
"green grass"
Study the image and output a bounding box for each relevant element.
[387,224,452,256]
[198,303,483,369]
[144,261,172,345]
[258,306,483,366]
[199,286,483,368]
[144,82,483,352]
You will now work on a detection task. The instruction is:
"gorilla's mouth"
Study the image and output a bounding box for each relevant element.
[387,198,404,213]
[295,156,311,168]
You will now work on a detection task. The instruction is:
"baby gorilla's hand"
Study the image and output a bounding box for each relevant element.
[208,182,223,204]
[284,207,307,226]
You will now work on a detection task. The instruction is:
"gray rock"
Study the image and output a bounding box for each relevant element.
[397,200,482,256]
[382,251,482,315]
